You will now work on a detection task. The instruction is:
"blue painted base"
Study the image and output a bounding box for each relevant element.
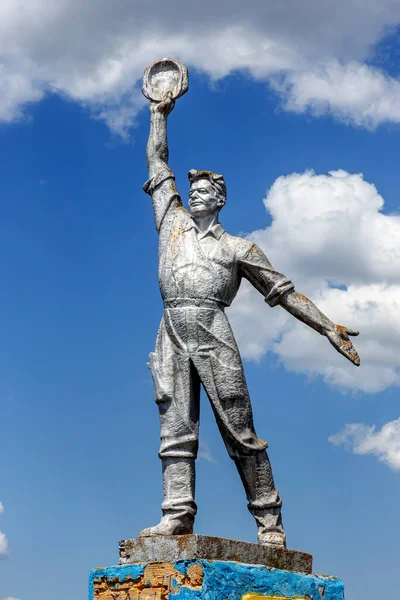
[89,559,344,600]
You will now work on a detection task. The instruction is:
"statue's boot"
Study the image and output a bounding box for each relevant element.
[138,457,196,537]
[234,452,286,548]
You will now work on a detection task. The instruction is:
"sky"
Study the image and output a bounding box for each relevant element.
[1,2,400,599]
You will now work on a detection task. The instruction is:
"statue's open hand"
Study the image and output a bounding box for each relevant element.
[150,91,175,116]
[327,325,360,366]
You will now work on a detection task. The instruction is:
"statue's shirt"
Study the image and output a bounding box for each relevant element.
[144,167,294,308]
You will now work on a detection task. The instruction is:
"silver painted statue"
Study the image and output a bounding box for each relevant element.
[139,59,360,548]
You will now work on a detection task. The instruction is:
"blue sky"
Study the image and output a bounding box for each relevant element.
[1,3,400,600]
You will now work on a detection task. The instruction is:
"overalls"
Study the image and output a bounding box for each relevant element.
[144,168,294,534]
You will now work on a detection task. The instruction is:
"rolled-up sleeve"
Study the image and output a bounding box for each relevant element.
[239,244,295,307]
[143,166,181,232]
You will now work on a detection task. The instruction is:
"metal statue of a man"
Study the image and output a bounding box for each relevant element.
[139,59,360,548]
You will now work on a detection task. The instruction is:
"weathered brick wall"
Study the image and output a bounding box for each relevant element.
[92,562,202,600]
[89,560,344,600]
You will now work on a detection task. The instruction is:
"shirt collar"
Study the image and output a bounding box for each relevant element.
[185,218,225,240]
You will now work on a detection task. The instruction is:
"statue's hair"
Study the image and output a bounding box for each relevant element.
[188,169,227,203]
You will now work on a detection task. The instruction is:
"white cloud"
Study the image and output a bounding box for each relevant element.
[329,418,400,470]
[0,502,4,515]
[0,531,8,557]
[274,60,400,129]
[228,169,400,393]
[1,0,400,134]
[0,68,43,123]
[3,597,21,600]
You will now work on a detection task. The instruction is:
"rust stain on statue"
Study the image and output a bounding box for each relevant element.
[341,341,352,349]
[340,341,359,361]
[170,181,179,195]
[296,292,310,302]
[93,561,203,600]
[169,224,185,244]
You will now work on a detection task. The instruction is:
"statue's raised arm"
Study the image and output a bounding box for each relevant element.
[142,59,188,233]
[146,93,174,179]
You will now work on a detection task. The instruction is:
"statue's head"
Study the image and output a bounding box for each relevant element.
[188,169,227,217]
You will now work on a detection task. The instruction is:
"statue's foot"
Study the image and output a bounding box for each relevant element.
[138,515,193,537]
[258,531,286,548]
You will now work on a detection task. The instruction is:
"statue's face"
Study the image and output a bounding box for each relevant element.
[188,179,222,216]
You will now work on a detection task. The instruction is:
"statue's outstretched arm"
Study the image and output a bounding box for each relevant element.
[279,291,360,366]
[240,243,360,367]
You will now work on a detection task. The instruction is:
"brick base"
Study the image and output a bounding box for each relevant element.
[89,560,344,600]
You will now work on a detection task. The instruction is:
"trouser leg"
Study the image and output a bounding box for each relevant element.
[138,455,195,536]
[192,310,285,545]
[234,451,285,541]
[139,320,200,537]
[200,358,286,544]
[161,456,196,526]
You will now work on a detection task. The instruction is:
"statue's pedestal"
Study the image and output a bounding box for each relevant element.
[89,535,344,600]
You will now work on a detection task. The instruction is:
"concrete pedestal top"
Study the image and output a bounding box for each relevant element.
[119,534,312,575]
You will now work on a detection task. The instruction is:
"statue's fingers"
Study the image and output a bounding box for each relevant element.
[346,328,359,337]
[157,97,175,115]
[340,341,361,366]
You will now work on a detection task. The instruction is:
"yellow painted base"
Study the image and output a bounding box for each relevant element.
[242,595,305,600]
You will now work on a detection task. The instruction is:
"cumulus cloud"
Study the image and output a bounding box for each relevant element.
[0,69,43,123]
[0,502,4,515]
[228,169,400,393]
[274,60,400,129]
[1,0,400,135]
[329,418,400,470]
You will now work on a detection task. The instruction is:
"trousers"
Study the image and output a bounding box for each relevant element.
[149,303,283,532]
[151,304,268,459]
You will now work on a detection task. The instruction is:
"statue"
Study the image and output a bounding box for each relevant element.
[139,59,360,548]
